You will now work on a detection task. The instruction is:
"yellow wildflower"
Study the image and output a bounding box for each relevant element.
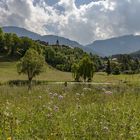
[7,137,12,140]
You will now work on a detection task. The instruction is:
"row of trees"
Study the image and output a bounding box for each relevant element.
[106,55,140,75]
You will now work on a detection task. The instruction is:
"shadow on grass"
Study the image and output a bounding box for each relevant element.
[8,80,49,86]
[0,54,20,62]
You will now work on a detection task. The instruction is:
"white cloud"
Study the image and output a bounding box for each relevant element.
[0,0,140,45]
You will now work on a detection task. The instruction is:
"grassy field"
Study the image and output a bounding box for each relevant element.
[0,62,73,83]
[0,61,140,85]
[0,61,140,139]
[0,84,140,139]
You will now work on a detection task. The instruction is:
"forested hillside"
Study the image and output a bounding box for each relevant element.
[0,28,103,72]
[1,27,140,76]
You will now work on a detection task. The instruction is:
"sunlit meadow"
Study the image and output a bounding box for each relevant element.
[0,83,140,139]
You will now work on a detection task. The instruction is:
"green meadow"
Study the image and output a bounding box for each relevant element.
[0,84,140,139]
[0,61,140,139]
[0,61,140,84]
[0,61,73,83]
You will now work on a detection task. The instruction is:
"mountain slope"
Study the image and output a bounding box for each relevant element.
[130,50,140,58]
[3,26,140,56]
[86,35,140,56]
[40,35,83,48]
[2,26,41,40]
[2,26,84,49]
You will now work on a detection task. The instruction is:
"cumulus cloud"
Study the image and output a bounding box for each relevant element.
[0,0,140,44]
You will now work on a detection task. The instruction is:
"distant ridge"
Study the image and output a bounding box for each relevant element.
[2,26,140,56]
[2,26,84,49]
[86,35,140,56]
[2,26,41,40]
[130,50,140,58]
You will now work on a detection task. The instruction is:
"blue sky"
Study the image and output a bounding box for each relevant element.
[0,0,140,44]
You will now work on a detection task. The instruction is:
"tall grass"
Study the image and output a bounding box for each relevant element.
[0,84,140,139]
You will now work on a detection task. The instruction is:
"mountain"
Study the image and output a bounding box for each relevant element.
[2,26,41,40]
[3,26,140,56]
[40,35,83,48]
[86,35,140,56]
[130,50,140,58]
[2,26,84,49]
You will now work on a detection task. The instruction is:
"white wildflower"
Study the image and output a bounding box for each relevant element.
[58,95,64,100]
[104,91,113,95]
[76,93,80,96]
[39,96,42,99]
[53,93,58,97]
[49,92,53,96]
[83,88,92,91]
[54,105,59,112]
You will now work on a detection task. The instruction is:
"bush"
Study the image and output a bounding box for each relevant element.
[123,70,135,74]
[112,66,120,75]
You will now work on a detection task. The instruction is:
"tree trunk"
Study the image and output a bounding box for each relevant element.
[10,46,14,57]
[28,78,32,91]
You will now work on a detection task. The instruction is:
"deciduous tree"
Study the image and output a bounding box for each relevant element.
[17,48,45,90]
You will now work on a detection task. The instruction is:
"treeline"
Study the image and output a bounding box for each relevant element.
[45,45,103,72]
[45,45,85,72]
[106,54,140,75]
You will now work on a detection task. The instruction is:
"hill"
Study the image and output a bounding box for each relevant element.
[3,26,140,56]
[130,50,140,58]
[2,26,85,49]
[2,26,41,40]
[86,35,140,56]
[0,61,73,83]
[1,28,98,72]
